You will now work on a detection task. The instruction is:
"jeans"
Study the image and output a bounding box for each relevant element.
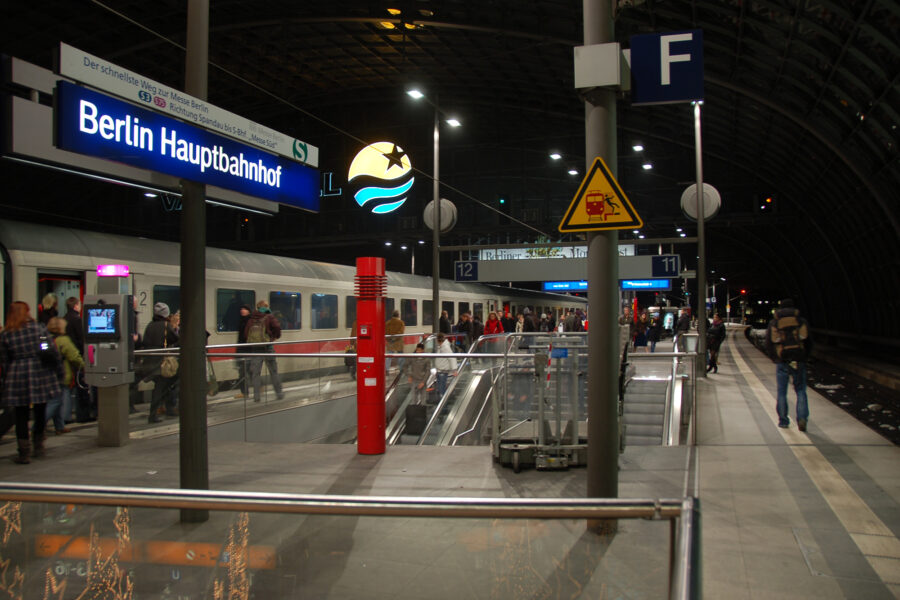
[436,371,450,399]
[776,361,809,426]
[43,389,69,432]
[249,353,283,401]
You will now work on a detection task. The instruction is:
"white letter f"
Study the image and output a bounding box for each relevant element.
[660,33,693,85]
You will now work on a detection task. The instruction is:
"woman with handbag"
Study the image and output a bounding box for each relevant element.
[142,303,180,423]
[0,302,63,463]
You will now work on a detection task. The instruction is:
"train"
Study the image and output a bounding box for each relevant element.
[0,219,588,383]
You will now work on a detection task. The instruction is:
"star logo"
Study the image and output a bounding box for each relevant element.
[383,145,407,171]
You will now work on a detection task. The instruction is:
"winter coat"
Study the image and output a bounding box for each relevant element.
[404,355,430,385]
[484,317,504,335]
[38,307,57,326]
[675,314,691,334]
[236,313,251,353]
[648,320,663,343]
[385,317,406,352]
[54,333,85,387]
[64,308,84,352]
[434,339,458,372]
[439,316,452,335]
[456,319,473,349]
[142,315,180,375]
[0,321,63,407]
[707,321,726,351]
[243,310,282,351]
[500,315,516,333]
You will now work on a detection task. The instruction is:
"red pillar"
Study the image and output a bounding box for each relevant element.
[355,257,386,454]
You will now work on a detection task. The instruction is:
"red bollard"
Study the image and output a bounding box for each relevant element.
[355,257,386,455]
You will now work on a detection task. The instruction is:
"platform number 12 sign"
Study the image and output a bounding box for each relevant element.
[454,261,478,282]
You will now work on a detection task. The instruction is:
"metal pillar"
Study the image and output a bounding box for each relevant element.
[179,0,210,523]
[432,99,441,333]
[694,103,707,376]
[355,257,387,454]
[583,0,618,534]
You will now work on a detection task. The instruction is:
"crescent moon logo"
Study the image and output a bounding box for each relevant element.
[347,142,414,214]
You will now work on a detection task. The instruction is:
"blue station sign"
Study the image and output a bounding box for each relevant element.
[55,81,319,211]
[543,281,588,292]
[621,279,671,290]
[630,30,704,105]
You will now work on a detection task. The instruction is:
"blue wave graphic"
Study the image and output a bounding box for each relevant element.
[354,177,415,207]
[372,199,407,213]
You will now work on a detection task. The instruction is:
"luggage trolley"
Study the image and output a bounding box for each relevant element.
[493,333,589,472]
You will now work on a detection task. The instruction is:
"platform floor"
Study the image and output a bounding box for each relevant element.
[0,329,896,598]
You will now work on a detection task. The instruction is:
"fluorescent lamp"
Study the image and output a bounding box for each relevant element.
[568,169,578,175]
[549,152,562,160]
[632,144,644,152]
[445,118,461,127]
[407,89,424,100]
[642,163,653,170]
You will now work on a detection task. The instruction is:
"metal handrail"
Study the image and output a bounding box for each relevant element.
[0,482,698,599]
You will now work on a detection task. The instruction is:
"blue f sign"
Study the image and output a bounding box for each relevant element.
[630,30,704,105]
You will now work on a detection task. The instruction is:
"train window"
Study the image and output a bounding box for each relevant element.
[385,297,395,318]
[442,301,454,322]
[216,288,255,332]
[459,302,470,317]
[423,300,434,326]
[269,292,301,330]
[153,285,182,322]
[473,303,483,321]
[311,293,338,330]
[401,298,417,326]
[345,296,357,331]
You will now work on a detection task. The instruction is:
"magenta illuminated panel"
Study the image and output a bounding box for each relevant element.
[96,264,130,277]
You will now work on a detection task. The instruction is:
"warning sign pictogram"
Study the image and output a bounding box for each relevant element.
[558,157,642,232]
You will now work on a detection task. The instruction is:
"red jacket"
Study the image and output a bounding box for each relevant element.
[484,318,504,335]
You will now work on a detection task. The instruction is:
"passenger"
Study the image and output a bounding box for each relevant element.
[539,313,550,332]
[455,312,473,351]
[42,317,83,435]
[500,311,516,333]
[439,310,452,335]
[128,296,142,414]
[633,311,650,352]
[648,314,663,352]
[38,294,58,326]
[675,309,691,351]
[234,304,252,399]
[547,312,556,332]
[706,313,726,373]
[472,313,484,342]
[564,309,582,332]
[434,333,458,399]
[63,297,93,423]
[765,299,812,431]
[515,313,524,333]
[167,311,182,413]
[245,300,284,402]
[344,340,356,380]
[142,302,179,423]
[0,301,63,464]
[385,309,406,373]
[404,343,430,404]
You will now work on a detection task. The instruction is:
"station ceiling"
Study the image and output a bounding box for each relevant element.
[2,0,898,337]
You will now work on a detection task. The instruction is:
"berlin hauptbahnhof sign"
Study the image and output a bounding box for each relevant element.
[55,81,320,212]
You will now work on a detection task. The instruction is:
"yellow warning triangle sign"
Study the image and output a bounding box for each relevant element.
[558,157,642,232]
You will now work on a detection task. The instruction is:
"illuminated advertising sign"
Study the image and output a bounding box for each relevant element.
[55,81,319,211]
[621,279,671,290]
[543,281,588,292]
[347,142,414,214]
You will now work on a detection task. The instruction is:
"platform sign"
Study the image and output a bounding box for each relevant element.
[558,157,642,232]
[55,81,320,211]
[630,30,704,105]
[543,280,588,292]
[651,255,680,277]
[621,279,671,291]
[454,260,478,282]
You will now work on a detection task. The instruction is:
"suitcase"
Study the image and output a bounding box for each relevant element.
[405,404,427,436]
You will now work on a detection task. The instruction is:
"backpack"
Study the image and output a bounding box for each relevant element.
[38,332,59,369]
[771,310,807,362]
[246,316,270,344]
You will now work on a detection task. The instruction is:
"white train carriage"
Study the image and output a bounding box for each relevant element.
[0,220,587,383]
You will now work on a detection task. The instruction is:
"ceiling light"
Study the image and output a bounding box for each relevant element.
[445,118,461,127]
[638,235,645,239]
[385,241,392,246]
[380,21,396,29]
[407,89,424,100]
[387,8,402,15]
[632,230,639,234]
[144,192,158,198]
[680,233,686,238]
[400,245,408,250]
[642,163,653,170]
[404,23,417,30]
[568,169,578,175]
[418,240,425,245]
[720,277,726,281]
[676,228,682,232]
[549,152,562,160]
[632,144,644,152]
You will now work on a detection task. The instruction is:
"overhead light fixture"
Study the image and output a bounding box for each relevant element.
[406,89,424,100]
[385,241,392,246]
[568,169,578,175]
[638,235,645,239]
[549,152,562,160]
[680,233,686,237]
[720,277,726,281]
[400,245,408,250]
[676,228,683,232]
[380,21,396,29]
[632,144,644,152]
[445,118,461,127]
[144,192,158,198]
[387,8,402,15]
[642,163,653,170]
[418,240,425,245]
[632,230,639,234]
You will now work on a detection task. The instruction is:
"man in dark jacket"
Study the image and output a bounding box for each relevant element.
[439,310,452,335]
[245,300,284,402]
[675,309,691,351]
[706,314,726,373]
[142,302,179,423]
[765,299,812,431]
[235,304,252,398]
[500,311,516,333]
[63,296,93,422]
